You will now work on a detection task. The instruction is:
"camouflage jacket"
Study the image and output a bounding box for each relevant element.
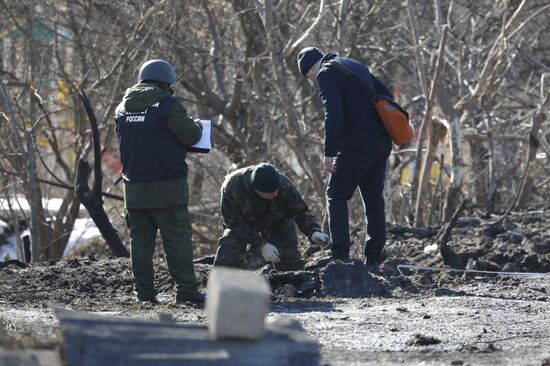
[114,81,202,209]
[220,166,322,248]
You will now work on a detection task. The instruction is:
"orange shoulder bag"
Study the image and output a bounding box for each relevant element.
[324,60,413,146]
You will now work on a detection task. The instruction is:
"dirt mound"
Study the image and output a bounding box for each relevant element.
[377,210,550,275]
[0,257,134,307]
[320,261,392,297]
[1,210,548,309]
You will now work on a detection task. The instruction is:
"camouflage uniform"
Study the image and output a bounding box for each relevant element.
[115,81,202,302]
[213,166,322,271]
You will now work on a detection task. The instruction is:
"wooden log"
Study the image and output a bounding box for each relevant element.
[56,308,320,366]
[387,225,439,238]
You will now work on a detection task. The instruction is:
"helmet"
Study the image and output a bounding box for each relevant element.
[138,59,177,84]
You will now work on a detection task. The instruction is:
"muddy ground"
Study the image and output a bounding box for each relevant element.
[1,208,549,365]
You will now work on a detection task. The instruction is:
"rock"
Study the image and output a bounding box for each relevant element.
[193,263,212,286]
[304,250,332,270]
[279,284,296,297]
[379,258,403,277]
[406,334,441,346]
[265,317,304,332]
[434,288,466,296]
[456,217,481,228]
[296,272,321,297]
[157,313,174,322]
[497,230,524,244]
[502,262,521,272]
[523,237,550,254]
[465,258,501,272]
[206,267,271,340]
[502,219,517,232]
[320,261,392,297]
[481,224,506,238]
[423,243,439,254]
[262,270,320,298]
[522,255,541,271]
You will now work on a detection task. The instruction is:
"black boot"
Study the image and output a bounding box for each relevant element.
[176,292,205,305]
[364,259,380,275]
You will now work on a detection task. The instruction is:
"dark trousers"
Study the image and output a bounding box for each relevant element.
[127,206,198,301]
[213,220,304,271]
[327,144,391,263]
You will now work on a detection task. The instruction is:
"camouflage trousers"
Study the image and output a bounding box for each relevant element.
[127,206,198,301]
[213,220,304,271]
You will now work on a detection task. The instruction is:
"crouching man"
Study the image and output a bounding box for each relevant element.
[213,163,330,271]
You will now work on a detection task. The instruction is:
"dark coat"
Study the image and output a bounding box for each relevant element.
[220,166,321,248]
[113,82,202,209]
[316,53,393,157]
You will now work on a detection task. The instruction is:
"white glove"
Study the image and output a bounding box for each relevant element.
[260,243,280,263]
[311,231,330,247]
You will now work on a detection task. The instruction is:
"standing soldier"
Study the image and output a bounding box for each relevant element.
[297,47,393,273]
[213,163,330,271]
[115,59,204,304]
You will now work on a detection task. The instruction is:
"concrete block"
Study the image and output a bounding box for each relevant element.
[206,267,271,340]
[56,308,321,365]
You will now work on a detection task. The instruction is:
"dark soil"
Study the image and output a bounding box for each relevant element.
[1,208,549,365]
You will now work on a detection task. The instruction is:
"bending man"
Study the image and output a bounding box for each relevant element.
[297,47,393,273]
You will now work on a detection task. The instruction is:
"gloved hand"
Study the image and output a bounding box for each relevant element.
[311,231,330,248]
[260,243,280,263]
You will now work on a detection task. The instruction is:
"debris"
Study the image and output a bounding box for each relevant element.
[304,250,332,270]
[279,284,297,298]
[262,270,320,298]
[387,225,438,239]
[406,334,441,346]
[397,264,550,279]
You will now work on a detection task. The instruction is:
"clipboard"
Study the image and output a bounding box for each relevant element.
[187,120,212,153]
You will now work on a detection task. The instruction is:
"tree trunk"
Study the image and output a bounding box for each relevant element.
[482,104,497,216]
[406,0,430,214]
[49,189,81,259]
[75,91,129,258]
[337,0,350,54]
[415,121,447,226]
[437,88,467,223]
[518,78,548,207]
[75,159,128,257]
[413,26,448,227]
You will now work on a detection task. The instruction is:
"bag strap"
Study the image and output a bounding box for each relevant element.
[324,59,409,119]
[322,59,379,102]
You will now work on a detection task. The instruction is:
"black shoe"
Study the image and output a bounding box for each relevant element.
[331,254,351,263]
[137,296,159,304]
[176,292,205,305]
[364,260,380,275]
